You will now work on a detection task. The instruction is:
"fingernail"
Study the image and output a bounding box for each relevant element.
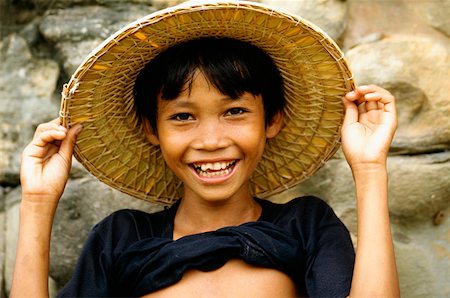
[75,125,83,135]
[346,91,355,97]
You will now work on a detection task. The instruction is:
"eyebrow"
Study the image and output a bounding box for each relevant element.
[166,100,194,108]
[166,94,251,107]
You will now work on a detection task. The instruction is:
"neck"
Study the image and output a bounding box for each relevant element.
[173,194,261,239]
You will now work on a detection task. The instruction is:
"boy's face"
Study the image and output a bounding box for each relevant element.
[144,70,282,203]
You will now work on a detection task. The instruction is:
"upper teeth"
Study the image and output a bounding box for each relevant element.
[195,161,234,172]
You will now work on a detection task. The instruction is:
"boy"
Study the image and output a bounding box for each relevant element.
[11,1,399,297]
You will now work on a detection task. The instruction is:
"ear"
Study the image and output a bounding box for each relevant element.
[265,111,284,139]
[142,118,160,146]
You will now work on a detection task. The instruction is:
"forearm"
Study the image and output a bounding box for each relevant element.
[349,165,400,297]
[10,196,58,298]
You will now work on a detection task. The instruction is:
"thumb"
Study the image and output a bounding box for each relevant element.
[59,124,82,162]
[342,97,359,128]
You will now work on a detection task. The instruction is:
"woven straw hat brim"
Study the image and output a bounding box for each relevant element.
[60,0,354,206]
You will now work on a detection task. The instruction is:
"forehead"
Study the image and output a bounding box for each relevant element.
[157,89,263,112]
[157,71,262,108]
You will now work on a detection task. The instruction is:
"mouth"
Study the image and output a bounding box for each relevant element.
[191,160,237,178]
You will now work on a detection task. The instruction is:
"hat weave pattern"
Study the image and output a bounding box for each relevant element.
[60,1,354,205]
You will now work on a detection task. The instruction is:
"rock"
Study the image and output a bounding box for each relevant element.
[49,276,59,297]
[1,33,32,61]
[346,36,450,154]
[4,187,21,295]
[0,187,5,211]
[343,0,434,50]
[0,212,5,298]
[39,4,156,76]
[152,0,185,9]
[392,213,450,297]
[272,152,450,222]
[387,152,450,221]
[31,0,92,10]
[260,0,349,41]
[0,34,60,185]
[50,176,163,287]
[56,39,104,76]
[70,158,91,179]
[404,0,450,37]
[18,18,41,45]
[32,0,153,10]
[39,6,120,42]
[39,4,155,43]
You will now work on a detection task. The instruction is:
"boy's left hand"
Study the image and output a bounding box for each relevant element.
[341,85,398,172]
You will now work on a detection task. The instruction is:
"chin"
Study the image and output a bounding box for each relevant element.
[184,184,251,204]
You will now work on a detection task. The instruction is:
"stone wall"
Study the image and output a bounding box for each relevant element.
[1,0,449,296]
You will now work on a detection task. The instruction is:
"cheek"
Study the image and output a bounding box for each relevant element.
[159,142,187,178]
[157,129,186,165]
[236,122,267,157]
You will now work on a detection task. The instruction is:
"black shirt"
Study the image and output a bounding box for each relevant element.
[58,196,355,297]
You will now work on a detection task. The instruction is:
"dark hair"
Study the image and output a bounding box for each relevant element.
[134,37,285,130]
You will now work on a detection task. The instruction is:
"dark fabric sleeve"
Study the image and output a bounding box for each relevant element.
[301,197,355,297]
[56,228,113,297]
[56,209,164,297]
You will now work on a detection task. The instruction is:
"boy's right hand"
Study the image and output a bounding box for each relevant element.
[20,118,82,206]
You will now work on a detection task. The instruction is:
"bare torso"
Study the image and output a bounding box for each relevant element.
[142,259,298,298]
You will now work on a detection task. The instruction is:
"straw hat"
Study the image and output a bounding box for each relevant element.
[60,0,354,206]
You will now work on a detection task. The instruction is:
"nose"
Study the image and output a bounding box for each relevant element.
[191,119,230,151]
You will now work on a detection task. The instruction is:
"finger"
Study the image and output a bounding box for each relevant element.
[46,145,60,160]
[357,85,394,102]
[365,100,379,112]
[58,124,82,161]
[24,129,67,160]
[363,91,396,114]
[355,84,388,95]
[34,118,62,132]
[345,89,365,106]
[345,89,362,101]
[34,121,66,139]
[342,97,359,127]
[352,85,396,114]
[34,129,68,148]
[357,101,367,114]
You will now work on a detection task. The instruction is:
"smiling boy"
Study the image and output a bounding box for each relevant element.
[11,1,399,297]
[138,38,284,229]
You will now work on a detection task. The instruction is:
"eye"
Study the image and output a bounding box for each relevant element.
[225,108,246,116]
[171,113,194,121]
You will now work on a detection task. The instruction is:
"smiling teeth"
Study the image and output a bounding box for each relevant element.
[193,161,236,177]
[198,168,232,178]
[202,162,228,171]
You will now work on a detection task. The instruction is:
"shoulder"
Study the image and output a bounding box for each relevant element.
[259,196,336,223]
[93,209,156,230]
[282,195,332,211]
[259,196,350,242]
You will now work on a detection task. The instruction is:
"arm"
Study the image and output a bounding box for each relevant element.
[341,85,400,297]
[10,119,81,298]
